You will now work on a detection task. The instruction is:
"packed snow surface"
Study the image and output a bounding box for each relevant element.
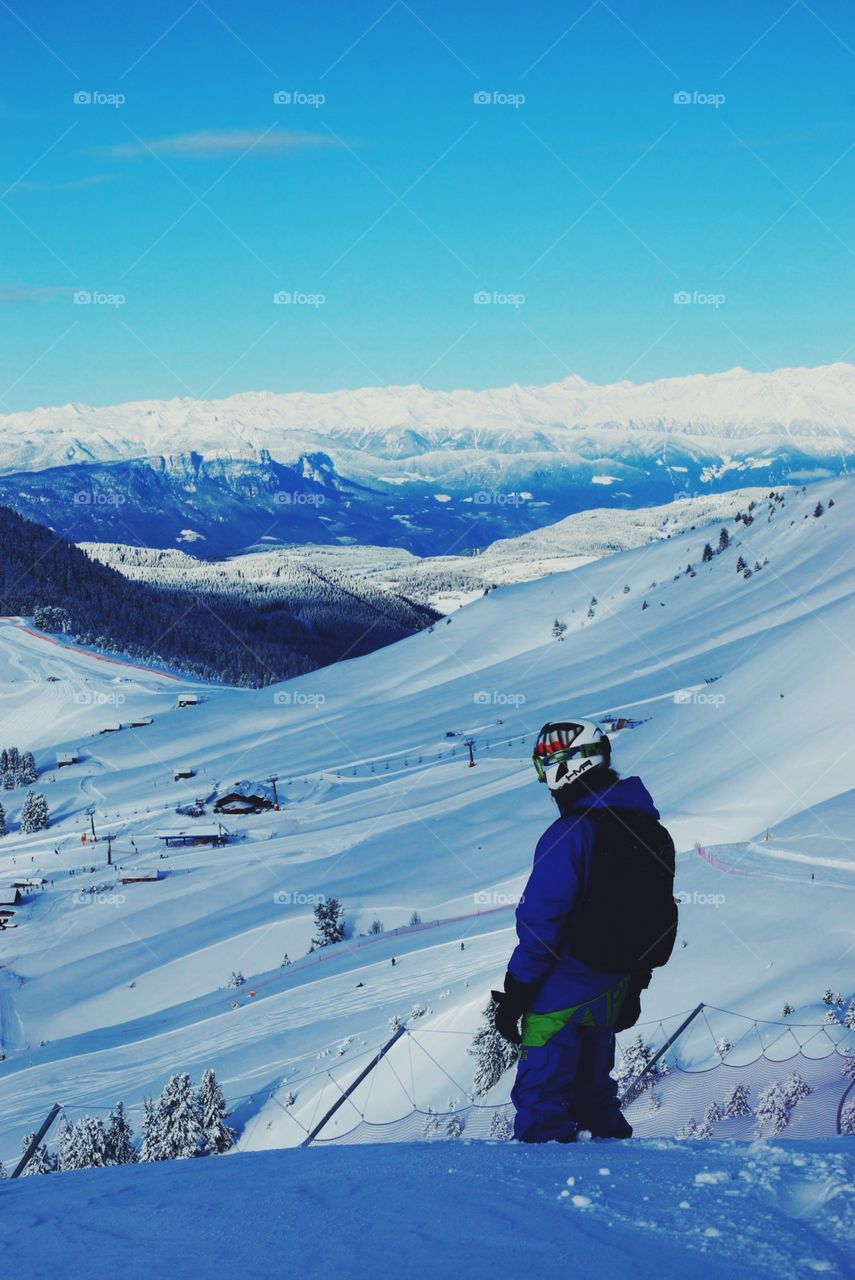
[2,1140,853,1280]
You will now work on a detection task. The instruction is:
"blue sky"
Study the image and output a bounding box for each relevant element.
[1,0,853,409]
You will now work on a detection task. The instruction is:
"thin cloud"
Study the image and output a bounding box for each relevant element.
[0,285,75,302]
[14,174,118,193]
[97,128,339,159]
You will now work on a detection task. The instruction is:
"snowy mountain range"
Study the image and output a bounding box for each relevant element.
[2,363,853,554]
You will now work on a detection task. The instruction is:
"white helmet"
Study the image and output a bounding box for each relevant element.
[532,719,611,793]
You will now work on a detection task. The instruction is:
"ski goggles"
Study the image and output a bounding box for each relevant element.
[531,723,604,782]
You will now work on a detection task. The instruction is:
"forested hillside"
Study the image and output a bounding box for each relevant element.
[0,507,437,685]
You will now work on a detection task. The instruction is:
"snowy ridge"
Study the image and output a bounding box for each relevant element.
[3,363,855,475]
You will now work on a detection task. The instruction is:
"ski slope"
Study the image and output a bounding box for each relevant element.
[3,1139,853,1280]
[0,480,853,1164]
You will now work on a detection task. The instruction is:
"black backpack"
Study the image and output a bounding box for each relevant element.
[570,808,678,973]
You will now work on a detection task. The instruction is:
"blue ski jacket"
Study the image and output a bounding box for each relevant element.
[507,774,659,1013]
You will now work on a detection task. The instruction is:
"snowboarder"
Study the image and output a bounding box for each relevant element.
[493,719,677,1144]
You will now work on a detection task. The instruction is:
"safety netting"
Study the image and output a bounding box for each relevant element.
[308,1005,855,1146]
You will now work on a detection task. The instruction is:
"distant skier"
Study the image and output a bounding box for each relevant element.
[493,719,677,1143]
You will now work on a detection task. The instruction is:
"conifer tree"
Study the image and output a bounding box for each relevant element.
[312,897,345,947]
[157,1072,204,1160]
[723,1082,752,1118]
[469,997,518,1097]
[199,1069,236,1155]
[20,790,50,832]
[106,1101,137,1165]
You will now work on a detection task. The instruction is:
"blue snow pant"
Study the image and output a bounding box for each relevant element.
[511,981,632,1144]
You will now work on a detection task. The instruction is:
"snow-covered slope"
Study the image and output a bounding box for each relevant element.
[1,364,853,553]
[80,485,774,613]
[0,479,853,1165]
[3,1140,853,1280]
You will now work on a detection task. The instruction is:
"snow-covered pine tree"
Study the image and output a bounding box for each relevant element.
[69,1117,110,1169]
[0,801,5,837]
[675,1116,698,1139]
[445,1112,464,1139]
[388,1014,402,1032]
[421,1108,440,1138]
[755,1081,792,1136]
[19,1132,55,1174]
[612,1034,667,1105]
[704,1101,723,1126]
[157,1072,204,1160]
[312,897,345,947]
[717,527,730,552]
[0,1160,5,1178]
[57,1116,78,1172]
[227,970,246,989]
[723,1082,752,1118]
[469,996,518,1097]
[18,751,37,786]
[840,1101,855,1136]
[199,1068,236,1155]
[488,1110,513,1140]
[702,543,713,563]
[782,1003,795,1017]
[139,1096,163,1162]
[105,1101,137,1165]
[783,1072,812,1104]
[844,1000,855,1030]
[822,988,835,1005]
[20,790,50,832]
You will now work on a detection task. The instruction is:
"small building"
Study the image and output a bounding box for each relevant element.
[0,888,23,906]
[57,751,80,768]
[156,825,230,848]
[121,869,161,884]
[214,791,274,816]
[173,766,196,782]
[177,693,200,708]
[99,723,122,735]
[128,716,154,728]
[11,877,44,892]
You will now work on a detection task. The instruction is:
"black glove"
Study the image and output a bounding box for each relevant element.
[615,969,651,1032]
[492,972,537,1045]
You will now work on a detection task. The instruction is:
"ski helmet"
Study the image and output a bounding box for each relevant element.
[532,719,610,793]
